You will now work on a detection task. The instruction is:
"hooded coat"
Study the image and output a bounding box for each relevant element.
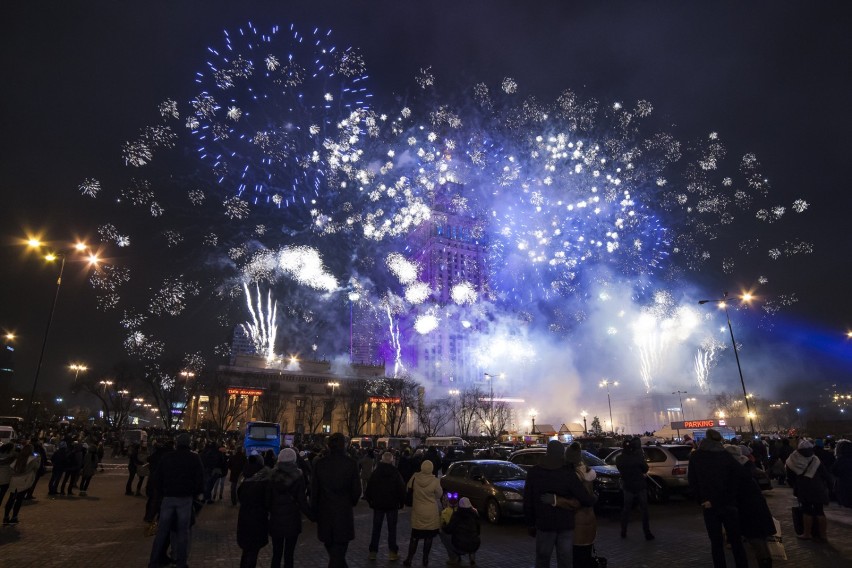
[311,448,361,544]
[725,446,776,539]
[407,460,443,530]
[365,461,406,511]
[615,441,648,493]
[446,506,480,553]
[237,467,271,550]
[266,461,312,538]
[832,440,852,508]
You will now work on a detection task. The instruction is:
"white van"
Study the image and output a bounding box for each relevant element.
[0,426,16,443]
[376,437,420,451]
[424,436,467,448]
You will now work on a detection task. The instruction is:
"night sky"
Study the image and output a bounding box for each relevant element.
[1,1,851,404]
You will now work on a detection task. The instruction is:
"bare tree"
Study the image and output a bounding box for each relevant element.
[373,376,421,436]
[473,394,511,439]
[256,387,289,425]
[449,386,482,437]
[75,361,140,428]
[416,397,453,437]
[341,378,374,437]
[204,374,251,432]
[302,393,327,438]
[142,357,203,430]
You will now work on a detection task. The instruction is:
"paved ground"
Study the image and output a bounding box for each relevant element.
[1,457,851,567]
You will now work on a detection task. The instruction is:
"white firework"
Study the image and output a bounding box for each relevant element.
[277,246,338,292]
[414,313,439,335]
[404,282,431,304]
[79,178,101,198]
[451,282,477,305]
[386,253,419,285]
[240,282,278,362]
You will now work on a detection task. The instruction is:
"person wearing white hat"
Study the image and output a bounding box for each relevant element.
[444,497,480,565]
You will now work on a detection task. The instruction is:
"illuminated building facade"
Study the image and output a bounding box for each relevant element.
[408,183,489,386]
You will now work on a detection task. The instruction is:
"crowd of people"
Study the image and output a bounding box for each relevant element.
[1,424,851,568]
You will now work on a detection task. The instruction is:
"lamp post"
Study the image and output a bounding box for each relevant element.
[69,363,88,382]
[686,397,697,420]
[581,410,588,435]
[328,381,339,396]
[529,409,538,435]
[24,239,98,425]
[698,292,756,438]
[673,391,688,420]
[599,379,619,435]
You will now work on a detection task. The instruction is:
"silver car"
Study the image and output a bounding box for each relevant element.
[603,444,693,502]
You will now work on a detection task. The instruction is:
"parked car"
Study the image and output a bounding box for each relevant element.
[507,447,622,507]
[603,444,693,502]
[440,460,527,524]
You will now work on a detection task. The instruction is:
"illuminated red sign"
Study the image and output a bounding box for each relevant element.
[671,419,728,429]
[227,388,264,397]
[369,396,401,404]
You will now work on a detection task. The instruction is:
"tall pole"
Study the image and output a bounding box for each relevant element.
[724,303,756,438]
[673,391,687,421]
[606,390,614,435]
[27,255,65,426]
[698,292,757,439]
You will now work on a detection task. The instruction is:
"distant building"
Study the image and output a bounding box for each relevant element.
[229,324,255,364]
[407,183,489,386]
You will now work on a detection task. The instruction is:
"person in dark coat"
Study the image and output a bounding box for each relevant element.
[47,441,69,496]
[144,439,172,524]
[523,440,596,568]
[726,445,776,568]
[61,441,84,496]
[831,439,852,508]
[147,433,204,568]
[267,448,313,568]
[688,429,751,568]
[445,497,480,565]
[201,441,227,504]
[614,436,654,540]
[24,437,47,499]
[311,432,361,568]
[126,443,145,496]
[237,462,271,568]
[229,447,248,506]
[365,451,406,561]
[397,448,416,484]
[786,438,834,542]
[423,446,441,477]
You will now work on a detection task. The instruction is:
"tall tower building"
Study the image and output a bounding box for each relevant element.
[408,183,489,386]
[230,324,255,364]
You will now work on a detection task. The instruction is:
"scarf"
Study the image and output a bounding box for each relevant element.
[785,451,819,479]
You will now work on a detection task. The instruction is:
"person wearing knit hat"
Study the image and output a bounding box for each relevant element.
[364,450,406,561]
[786,437,833,541]
[445,496,481,565]
[267,445,313,568]
[523,440,596,568]
[278,448,297,463]
[726,444,777,568]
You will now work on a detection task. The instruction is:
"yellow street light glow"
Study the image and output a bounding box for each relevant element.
[74,242,88,251]
[44,253,58,262]
[741,292,754,302]
[4,333,15,341]
[27,238,43,248]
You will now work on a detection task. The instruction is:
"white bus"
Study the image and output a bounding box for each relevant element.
[424,436,467,449]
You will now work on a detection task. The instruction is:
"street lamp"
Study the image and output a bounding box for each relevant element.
[698,292,756,438]
[69,363,88,381]
[529,409,538,435]
[580,410,588,435]
[99,380,113,395]
[23,238,99,425]
[673,391,688,421]
[180,370,196,379]
[599,379,619,435]
[328,381,339,396]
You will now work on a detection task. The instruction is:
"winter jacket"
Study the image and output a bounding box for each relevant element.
[688,438,750,508]
[50,446,70,474]
[359,454,375,481]
[832,442,852,508]
[615,448,648,492]
[201,445,227,476]
[153,447,204,498]
[267,462,313,538]
[81,448,100,478]
[407,461,443,530]
[446,507,480,553]
[66,446,84,473]
[523,459,596,532]
[228,451,248,483]
[572,463,598,546]
[365,462,406,511]
[311,449,361,544]
[786,451,833,505]
[237,467,270,550]
[8,454,41,493]
[733,461,776,539]
[0,449,15,485]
